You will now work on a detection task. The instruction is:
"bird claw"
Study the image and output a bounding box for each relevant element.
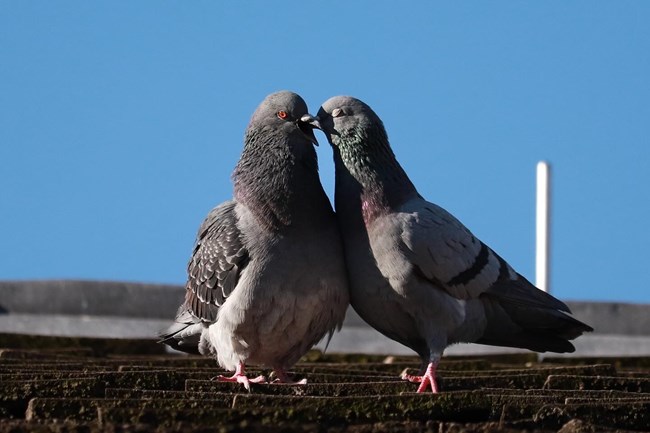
[212,364,307,390]
[215,373,267,391]
[272,369,307,385]
[401,363,439,393]
[272,377,307,385]
[214,362,267,391]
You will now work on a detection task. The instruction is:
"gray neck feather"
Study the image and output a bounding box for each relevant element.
[335,124,418,225]
[233,128,327,230]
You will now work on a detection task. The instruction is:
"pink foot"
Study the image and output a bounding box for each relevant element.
[272,368,307,385]
[401,361,439,393]
[216,362,267,391]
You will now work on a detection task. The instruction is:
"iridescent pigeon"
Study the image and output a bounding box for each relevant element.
[314,95,592,393]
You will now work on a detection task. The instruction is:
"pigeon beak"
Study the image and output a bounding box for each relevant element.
[302,114,322,131]
[298,114,320,146]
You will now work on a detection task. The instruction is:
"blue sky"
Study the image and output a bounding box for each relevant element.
[1,2,648,303]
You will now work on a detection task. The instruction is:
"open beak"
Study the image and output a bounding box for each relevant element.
[298,114,321,146]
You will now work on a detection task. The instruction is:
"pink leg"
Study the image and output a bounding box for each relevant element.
[401,361,439,393]
[216,362,267,391]
[272,368,307,385]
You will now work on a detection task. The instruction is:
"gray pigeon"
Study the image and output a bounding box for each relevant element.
[160,91,349,390]
[314,96,592,393]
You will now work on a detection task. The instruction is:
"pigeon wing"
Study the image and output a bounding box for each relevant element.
[400,200,569,311]
[395,199,593,352]
[184,200,250,323]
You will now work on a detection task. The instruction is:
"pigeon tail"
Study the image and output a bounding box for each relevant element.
[476,295,593,353]
[158,308,204,355]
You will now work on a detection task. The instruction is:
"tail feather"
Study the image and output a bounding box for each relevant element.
[158,308,205,355]
[477,294,593,353]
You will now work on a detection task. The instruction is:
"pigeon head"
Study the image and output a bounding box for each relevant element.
[234,91,328,229]
[247,91,319,147]
[315,96,418,221]
[315,95,400,185]
[315,96,385,151]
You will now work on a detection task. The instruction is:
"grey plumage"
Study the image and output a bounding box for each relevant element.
[314,95,592,392]
[160,91,349,388]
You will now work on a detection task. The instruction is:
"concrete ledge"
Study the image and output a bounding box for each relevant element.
[565,301,650,335]
[325,326,650,357]
[1,280,649,357]
[2,313,649,357]
[0,280,184,318]
[0,313,170,339]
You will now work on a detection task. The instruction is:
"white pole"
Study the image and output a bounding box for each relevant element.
[536,161,551,293]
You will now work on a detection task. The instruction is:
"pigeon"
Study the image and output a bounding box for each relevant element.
[160,91,349,390]
[313,95,593,393]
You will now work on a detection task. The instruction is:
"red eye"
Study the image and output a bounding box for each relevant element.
[277,110,288,120]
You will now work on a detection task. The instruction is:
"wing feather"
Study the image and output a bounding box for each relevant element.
[400,199,569,314]
[400,201,501,300]
[183,200,249,323]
